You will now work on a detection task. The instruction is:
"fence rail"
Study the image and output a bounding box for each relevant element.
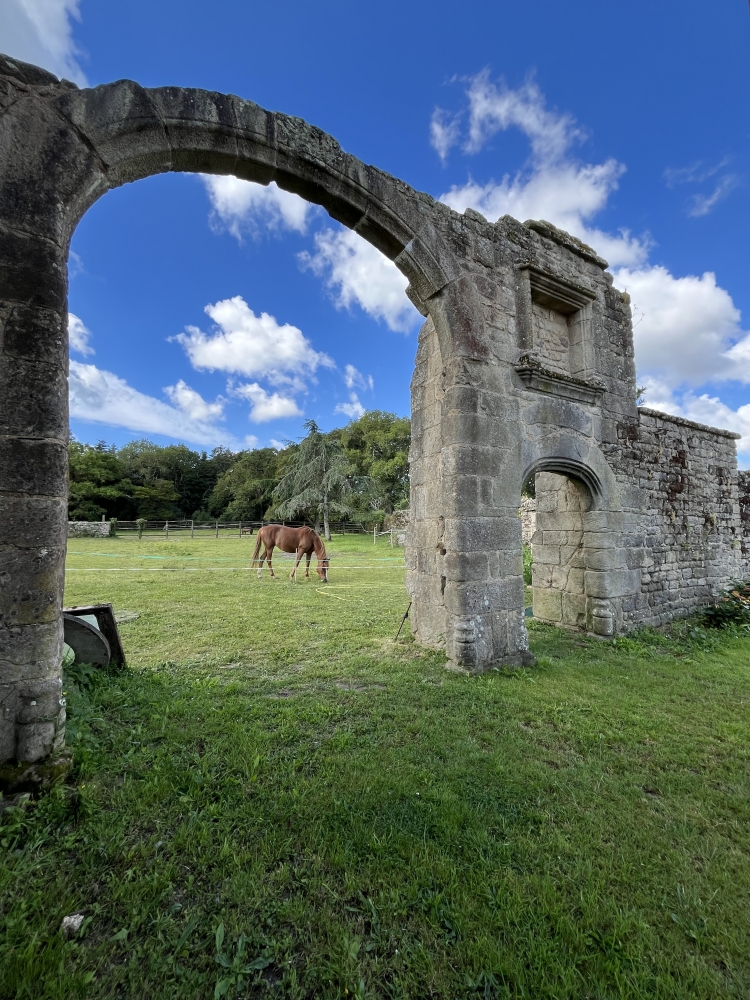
[109,519,370,537]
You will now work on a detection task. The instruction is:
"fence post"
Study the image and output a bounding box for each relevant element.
[373,525,377,546]
[191,520,194,538]
[165,520,169,540]
[390,527,394,547]
[239,521,242,537]
[215,521,219,539]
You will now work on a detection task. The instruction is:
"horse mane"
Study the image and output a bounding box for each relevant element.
[312,532,327,560]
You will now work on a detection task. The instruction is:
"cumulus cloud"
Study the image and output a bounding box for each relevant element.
[343,364,374,392]
[202,176,310,240]
[163,379,225,421]
[68,312,93,355]
[434,72,648,268]
[0,0,87,85]
[174,296,333,384]
[69,362,232,447]
[614,266,750,387]
[300,228,420,333]
[335,393,366,419]
[231,382,303,423]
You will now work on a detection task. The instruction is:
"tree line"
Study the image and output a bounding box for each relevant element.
[69,411,410,535]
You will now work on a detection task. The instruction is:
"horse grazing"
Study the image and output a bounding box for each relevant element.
[251,525,329,582]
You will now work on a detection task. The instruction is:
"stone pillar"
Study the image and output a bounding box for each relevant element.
[0,233,70,789]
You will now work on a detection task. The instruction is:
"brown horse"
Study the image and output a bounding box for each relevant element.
[251,525,329,581]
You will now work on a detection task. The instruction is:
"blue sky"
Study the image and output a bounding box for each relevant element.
[4,1,750,462]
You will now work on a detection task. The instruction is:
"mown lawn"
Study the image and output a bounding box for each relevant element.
[1,533,749,999]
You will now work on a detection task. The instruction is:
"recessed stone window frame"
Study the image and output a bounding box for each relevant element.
[515,264,599,390]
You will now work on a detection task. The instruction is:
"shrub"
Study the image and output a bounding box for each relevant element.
[702,581,750,630]
[523,544,533,586]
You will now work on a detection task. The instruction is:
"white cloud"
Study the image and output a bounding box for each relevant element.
[0,0,86,85]
[688,176,738,218]
[68,312,93,355]
[270,439,286,450]
[435,72,648,268]
[464,72,583,163]
[615,266,750,387]
[244,435,259,447]
[69,362,232,447]
[231,382,302,423]
[335,393,365,419]
[174,296,333,384]
[300,228,420,333]
[430,107,462,163]
[343,364,373,391]
[202,177,310,240]
[163,379,224,421]
[664,158,737,218]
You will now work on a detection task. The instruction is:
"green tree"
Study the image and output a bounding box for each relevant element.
[68,441,134,521]
[334,411,411,516]
[207,447,281,521]
[131,479,181,520]
[118,440,236,519]
[272,421,353,540]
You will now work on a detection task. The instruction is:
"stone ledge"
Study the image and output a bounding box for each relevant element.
[524,219,609,269]
[514,356,605,405]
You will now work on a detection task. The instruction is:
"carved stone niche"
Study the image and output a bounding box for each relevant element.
[514,265,603,404]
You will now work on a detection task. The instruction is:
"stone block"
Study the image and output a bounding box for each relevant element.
[584,568,641,599]
[443,550,490,582]
[444,517,522,552]
[533,544,561,565]
[584,547,629,571]
[533,588,562,622]
[562,592,587,628]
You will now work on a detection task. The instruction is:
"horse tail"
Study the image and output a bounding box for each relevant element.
[251,530,263,566]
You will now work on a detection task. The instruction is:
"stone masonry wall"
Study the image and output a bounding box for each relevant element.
[605,408,744,626]
[738,470,750,578]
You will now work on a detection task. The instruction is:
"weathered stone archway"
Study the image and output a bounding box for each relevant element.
[2,55,748,783]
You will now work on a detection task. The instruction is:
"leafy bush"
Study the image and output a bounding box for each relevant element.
[523,544,533,586]
[701,581,750,630]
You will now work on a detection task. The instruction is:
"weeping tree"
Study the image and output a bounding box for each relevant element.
[272,420,353,540]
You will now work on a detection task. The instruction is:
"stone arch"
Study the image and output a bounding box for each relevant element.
[0,55,474,783]
[521,448,633,637]
[52,79,459,319]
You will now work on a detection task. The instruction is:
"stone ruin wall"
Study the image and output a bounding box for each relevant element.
[527,410,750,631]
[4,52,750,785]
[609,408,746,627]
[406,205,750,651]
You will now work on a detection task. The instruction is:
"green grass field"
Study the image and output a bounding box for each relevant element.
[2,533,749,999]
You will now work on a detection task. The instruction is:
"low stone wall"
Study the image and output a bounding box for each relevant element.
[612,408,743,627]
[68,521,112,538]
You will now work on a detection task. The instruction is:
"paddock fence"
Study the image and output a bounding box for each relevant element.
[108,519,371,538]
